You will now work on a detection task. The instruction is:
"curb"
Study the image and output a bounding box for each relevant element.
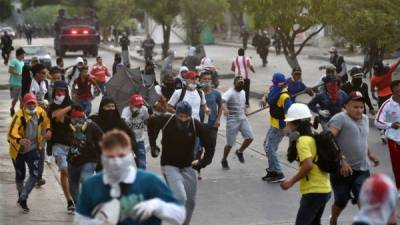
[307,55,364,66]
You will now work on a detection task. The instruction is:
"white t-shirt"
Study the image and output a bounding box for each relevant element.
[121,106,149,142]
[168,89,206,120]
[222,88,246,120]
[30,79,48,101]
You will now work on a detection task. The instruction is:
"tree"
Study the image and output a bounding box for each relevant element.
[245,0,326,69]
[136,0,181,58]
[0,0,13,21]
[21,0,62,9]
[324,0,400,68]
[180,0,228,45]
[23,4,63,24]
[96,0,136,31]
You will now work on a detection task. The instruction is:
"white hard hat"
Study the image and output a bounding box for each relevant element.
[76,57,84,64]
[329,46,337,53]
[285,103,312,122]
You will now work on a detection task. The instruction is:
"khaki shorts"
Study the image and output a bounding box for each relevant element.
[9,85,21,100]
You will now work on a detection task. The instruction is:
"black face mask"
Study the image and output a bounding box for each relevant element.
[352,78,362,87]
[102,109,116,120]
[176,119,191,131]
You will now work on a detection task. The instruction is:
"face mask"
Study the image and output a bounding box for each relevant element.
[25,108,36,115]
[187,83,197,90]
[101,153,134,184]
[326,83,339,102]
[176,119,191,131]
[54,95,65,105]
[102,109,115,119]
[201,81,212,88]
[130,106,140,117]
[352,78,362,87]
[70,118,87,148]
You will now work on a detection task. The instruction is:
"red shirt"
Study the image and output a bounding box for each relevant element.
[371,62,400,97]
[90,64,109,83]
[72,77,96,101]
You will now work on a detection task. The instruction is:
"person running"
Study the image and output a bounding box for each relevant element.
[21,57,39,100]
[371,59,400,107]
[231,48,255,107]
[72,65,100,116]
[1,31,13,65]
[308,75,348,129]
[352,173,397,225]
[260,73,292,182]
[120,32,131,67]
[280,103,331,225]
[148,101,214,225]
[48,80,75,213]
[329,47,348,83]
[90,56,111,96]
[375,80,400,190]
[67,57,85,86]
[142,34,155,63]
[121,94,149,170]
[328,91,380,225]
[286,67,313,102]
[8,47,25,117]
[7,93,51,212]
[342,66,375,114]
[221,76,254,169]
[196,57,219,88]
[112,53,123,76]
[197,71,223,178]
[67,104,103,203]
[29,63,49,109]
[74,130,186,225]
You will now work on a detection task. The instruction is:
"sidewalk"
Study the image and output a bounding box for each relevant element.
[0,90,72,225]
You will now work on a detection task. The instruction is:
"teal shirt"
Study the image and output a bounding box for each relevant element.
[9,58,24,86]
[76,169,180,225]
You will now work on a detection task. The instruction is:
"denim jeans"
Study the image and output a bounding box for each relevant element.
[12,149,40,201]
[264,126,284,174]
[78,100,92,116]
[295,193,331,225]
[98,82,107,96]
[68,162,97,203]
[135,141,146,170]
[38,150,45,180]
[162,165,197,225]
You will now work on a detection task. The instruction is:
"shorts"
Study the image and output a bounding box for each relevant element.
[226,118,254,147]
[10,85,21,100]
[52,144,70,171]
[330,170,370,208]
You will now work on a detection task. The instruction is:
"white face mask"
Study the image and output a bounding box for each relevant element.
[187,83,197,90]
[25,108,36,115]
[101,152,134,184]
[53,95,65,105]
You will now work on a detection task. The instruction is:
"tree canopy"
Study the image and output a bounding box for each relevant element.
[0,0,13,21]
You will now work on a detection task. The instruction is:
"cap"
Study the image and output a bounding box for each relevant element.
[70,108,85,118]
[329,46,337,53]
[23,93,37,105]
[184,71,198,80]
[76,57,84,64]
[176,101,192,116]
[130,94,144,106]
[350,66,364,78]
[347,91,365,103]
[272,72,287,87]
[53,80,68,90]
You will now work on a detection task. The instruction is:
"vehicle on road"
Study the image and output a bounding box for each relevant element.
[21,45,52,68]
[54,17,100,57]
[0,27,16,38]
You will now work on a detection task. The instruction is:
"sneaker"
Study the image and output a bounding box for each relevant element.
[18,199,30,213]
[268,173,286,183]
[221,160,230,170]
[67,200,75,214]
[10,108,15,117]
[235,150,245,163]
[261,171,276,181]
[36,178,46,187]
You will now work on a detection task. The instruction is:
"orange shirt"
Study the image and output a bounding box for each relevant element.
[90,64,109,83]
[371,62,400,97]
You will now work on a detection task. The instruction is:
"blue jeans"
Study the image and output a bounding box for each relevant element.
[295,193,331,225]
[12,149,40,201]
[68,162,97,203]
[98,82,107,96]
[38,150,44,180]
[78,100,92,116]
[264,126,284,174]
[135,141,146,170]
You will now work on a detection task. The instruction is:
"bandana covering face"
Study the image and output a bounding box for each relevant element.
[326,82,339,102]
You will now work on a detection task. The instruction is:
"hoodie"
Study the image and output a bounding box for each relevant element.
[267,73,292,129]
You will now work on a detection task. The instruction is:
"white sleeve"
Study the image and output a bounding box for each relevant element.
[121,107,130,122]
[142,107,149,120]
[154,85,162,96]
[375,104,392,130]
[154,199,186,225]
[200,90,206,105]
[339,62,347,76]
[73,213,104,225]
[222,89,231,102]
[168,90,181,107]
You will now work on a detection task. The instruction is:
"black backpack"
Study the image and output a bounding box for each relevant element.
[286,131,341,173]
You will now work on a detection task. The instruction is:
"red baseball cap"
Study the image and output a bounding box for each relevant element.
[347,91,365,103]
[184,71,198,80]
[23,93,37,105]
[130,94,144,106]
[70,108,85,118]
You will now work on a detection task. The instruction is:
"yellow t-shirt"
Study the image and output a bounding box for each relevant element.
[270,89,291,129]
[296,136,331,195]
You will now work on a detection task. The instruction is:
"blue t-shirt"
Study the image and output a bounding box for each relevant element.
[76,170,180,225]
[287,78,306,101]
[200,89,221,128]
[9,58,24,86]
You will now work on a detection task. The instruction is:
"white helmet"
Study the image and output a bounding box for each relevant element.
[329,46,337,53]
[285,103,312,122]
[76,57,84,65]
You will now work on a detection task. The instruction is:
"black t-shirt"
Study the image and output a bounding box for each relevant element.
[49,104,72,145]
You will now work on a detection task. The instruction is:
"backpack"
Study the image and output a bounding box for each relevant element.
[286,130,341,173]
[269,91,288,120]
